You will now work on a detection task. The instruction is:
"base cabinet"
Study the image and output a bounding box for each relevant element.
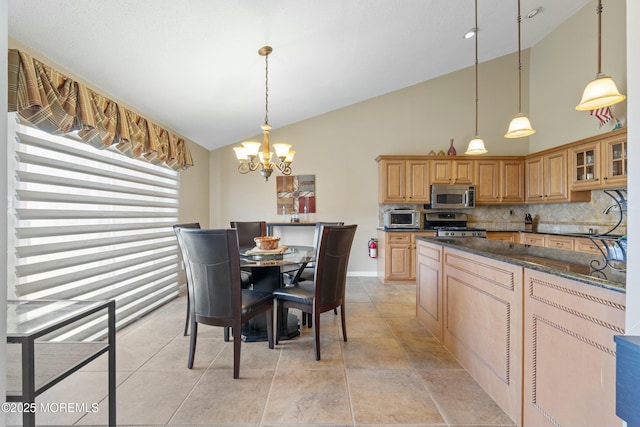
[416,240,626,427]
[442,247,523,425]
[378,231,435,284]
[523,269,625,427]
[416,240,443,341]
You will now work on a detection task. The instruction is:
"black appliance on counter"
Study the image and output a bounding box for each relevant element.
[423,212,486,237]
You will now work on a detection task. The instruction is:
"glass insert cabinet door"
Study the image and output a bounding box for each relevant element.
[569,130,627,190]
[574,147,598,182]
[606,139,627,179]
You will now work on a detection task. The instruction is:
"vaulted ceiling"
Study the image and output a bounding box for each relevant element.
[8,0,590,150]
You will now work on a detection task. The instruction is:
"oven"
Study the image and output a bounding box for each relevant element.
[423,212,486,238]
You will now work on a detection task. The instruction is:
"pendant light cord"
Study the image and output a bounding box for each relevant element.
[517,0,522,113]
[596,0,602,75]
[474,0,479,136]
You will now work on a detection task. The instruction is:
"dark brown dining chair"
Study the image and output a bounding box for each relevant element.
[272,224,357,360]
[178,228,274,377]
[286,221,345,286]
[230,221,268,288]
[230,221,267,249]
[173,222,201,336]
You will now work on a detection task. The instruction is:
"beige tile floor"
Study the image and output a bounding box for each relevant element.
[7,277,516,427]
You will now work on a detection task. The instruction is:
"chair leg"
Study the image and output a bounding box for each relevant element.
[340,304,347,342]
[187,320,197,369]
[313,310,321,361]
[183,291,190,336]
[273,299,280,346]
[224,327,230,342]
[233,323,242,379]
[266,307,274,349]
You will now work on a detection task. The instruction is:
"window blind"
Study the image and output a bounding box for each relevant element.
[7,114,181,341]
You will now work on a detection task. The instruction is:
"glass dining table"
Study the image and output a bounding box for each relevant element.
[239,245,315,341]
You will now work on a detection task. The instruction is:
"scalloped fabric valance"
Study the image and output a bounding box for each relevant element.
[7,49,193,171]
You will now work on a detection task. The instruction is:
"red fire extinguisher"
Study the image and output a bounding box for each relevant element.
[368,238,378,258]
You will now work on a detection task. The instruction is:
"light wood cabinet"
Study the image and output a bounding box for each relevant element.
[545,234,574,251]
[377,158,430,203]
[377,231,436,284]
[429,158,474,185]
[569,129,627,190]
[421,241,626,427]
[525,149,590,204]
[522,233,545,247]
[475,158,524,205]
[416,240,444,341]
[523,268,625,427]
[574,237,601,255]
[442,247,523,424]
[486,231,519,242]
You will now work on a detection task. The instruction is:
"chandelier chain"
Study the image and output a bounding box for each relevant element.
[264,51,269,125]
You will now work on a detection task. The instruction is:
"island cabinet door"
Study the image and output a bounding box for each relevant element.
[442,248,523,426]
[416,240,443,342]
[523,269,625,427]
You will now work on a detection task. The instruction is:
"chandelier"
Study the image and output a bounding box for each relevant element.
[233,46,295,181]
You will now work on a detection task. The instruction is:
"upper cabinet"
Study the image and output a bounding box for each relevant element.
[378,130,626,206]
[569,129,627,190]
[429,159,474,185]
[475,158,524,205]
[525,149,590,204]
[377,157,430,203]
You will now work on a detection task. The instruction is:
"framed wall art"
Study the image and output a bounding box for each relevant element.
[276,175,316,215]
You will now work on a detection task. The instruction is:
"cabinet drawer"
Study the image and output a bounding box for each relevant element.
[387,233,411,243]
[574,238,601,255]
[523,235,545,247]
[546,236,575,251]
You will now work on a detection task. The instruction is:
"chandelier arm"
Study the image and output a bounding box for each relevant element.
[273,162,292,176]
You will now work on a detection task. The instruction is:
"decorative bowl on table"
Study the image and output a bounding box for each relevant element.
[254,236,280,250]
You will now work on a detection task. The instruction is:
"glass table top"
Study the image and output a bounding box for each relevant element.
[6,299,109,338]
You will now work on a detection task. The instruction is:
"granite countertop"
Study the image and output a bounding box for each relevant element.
[417,236,626,293]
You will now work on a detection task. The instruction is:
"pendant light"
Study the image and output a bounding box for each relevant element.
[465,0,488,155]
[505,0,535,138]
[575,0,625,111]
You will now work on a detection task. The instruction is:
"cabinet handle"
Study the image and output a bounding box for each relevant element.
[603,176,608,180]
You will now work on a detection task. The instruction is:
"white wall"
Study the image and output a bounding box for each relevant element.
[625,0,639,334]
[529,0,626,151]
[1,0,9,413]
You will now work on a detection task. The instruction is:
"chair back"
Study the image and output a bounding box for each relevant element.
[178,228,242,322]
[173,223,201,268]
[230,221,267,249]
[312,222,344,253]
[313,224,357,311]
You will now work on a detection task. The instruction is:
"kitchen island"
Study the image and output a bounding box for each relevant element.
[416,236,625,427]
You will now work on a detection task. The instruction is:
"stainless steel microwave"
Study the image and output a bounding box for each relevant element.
[383,209,421,229]
[429,184,476,209]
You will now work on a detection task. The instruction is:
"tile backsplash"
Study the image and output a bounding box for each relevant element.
[380,189,627,236]
[469,190,627,235]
